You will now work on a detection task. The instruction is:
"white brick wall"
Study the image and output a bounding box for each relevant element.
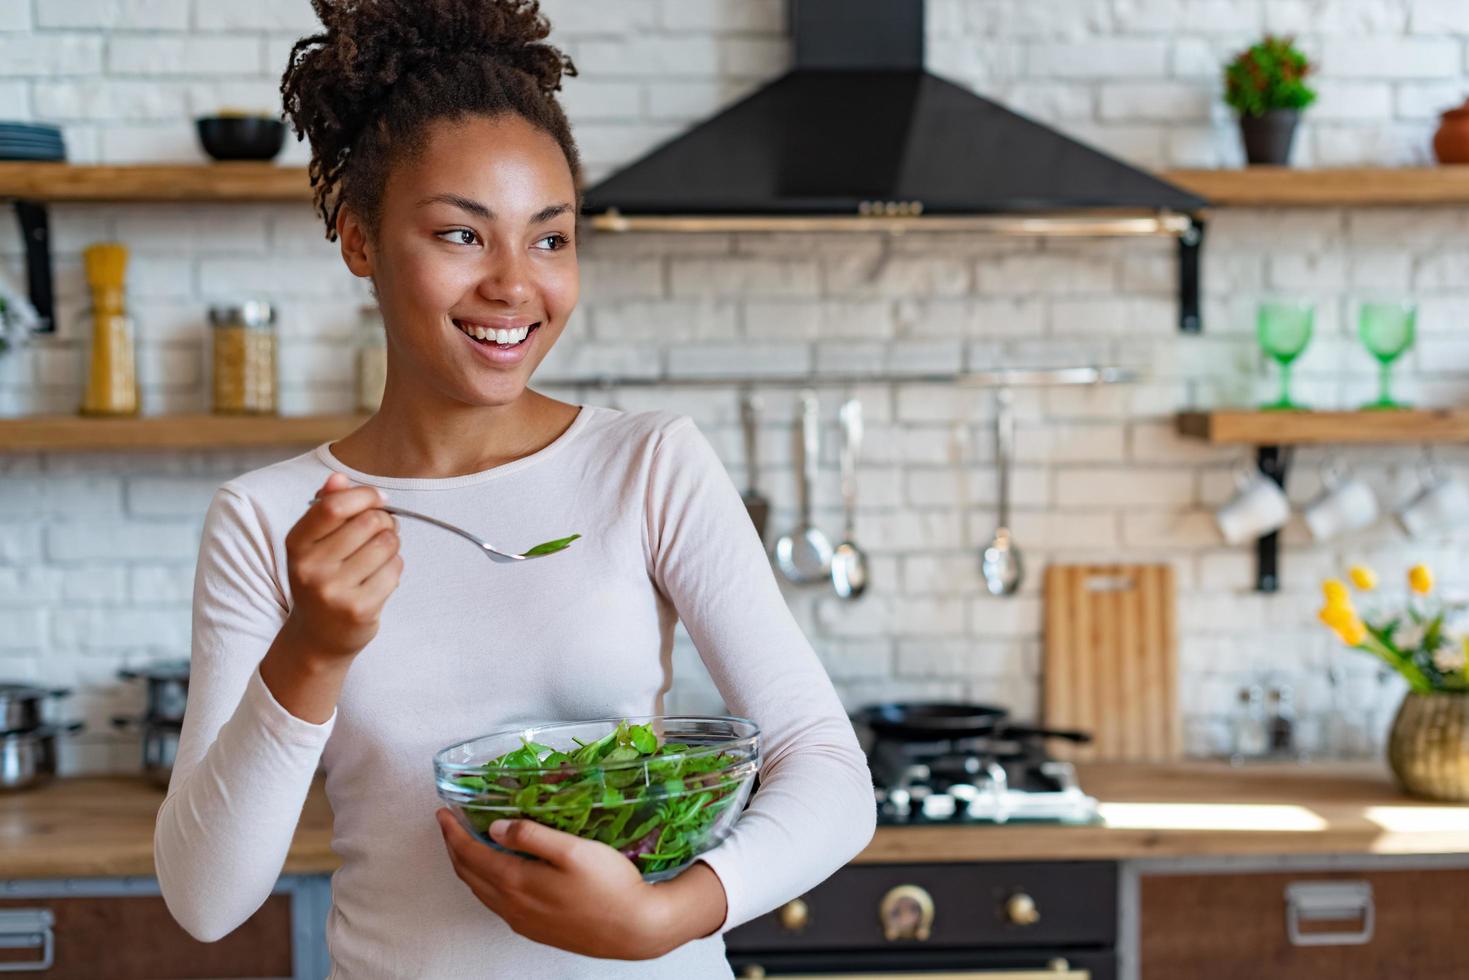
[1,1,1467,772]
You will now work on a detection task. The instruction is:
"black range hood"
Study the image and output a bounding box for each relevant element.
[581,0,1208,331]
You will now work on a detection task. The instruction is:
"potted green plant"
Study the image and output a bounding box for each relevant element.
[1223,36,1317,166]
[1318,564,1469,801]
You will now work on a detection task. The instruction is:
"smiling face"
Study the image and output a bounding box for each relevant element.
[340,112,579,409]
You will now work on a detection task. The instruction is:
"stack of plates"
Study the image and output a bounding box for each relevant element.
[0,123,65,161]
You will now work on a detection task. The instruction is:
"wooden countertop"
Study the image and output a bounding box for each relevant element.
[859,761,1469,863]
[0,776,337,879]
[5,763,1467,879]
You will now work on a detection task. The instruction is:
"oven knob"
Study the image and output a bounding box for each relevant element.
[1006,892,1041,926]
[777,898,810,933]
[738,967,767,979]
[879,884,935,941]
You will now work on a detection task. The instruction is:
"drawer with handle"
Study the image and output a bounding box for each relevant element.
[0,895,291,978]
[1140,868,1469,979]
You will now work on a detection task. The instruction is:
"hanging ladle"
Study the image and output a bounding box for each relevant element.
[979,387,1023,596]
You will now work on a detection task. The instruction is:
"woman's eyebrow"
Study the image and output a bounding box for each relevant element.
[416,193,493,221]
[414,196,574,226]
[531,203,575,224]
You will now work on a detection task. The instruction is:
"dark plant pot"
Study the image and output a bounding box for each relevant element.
[1239,109,1301,166]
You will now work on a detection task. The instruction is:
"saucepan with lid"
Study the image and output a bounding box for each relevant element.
[0,683,71,734]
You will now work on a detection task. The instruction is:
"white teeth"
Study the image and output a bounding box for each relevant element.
[457,321,533,345]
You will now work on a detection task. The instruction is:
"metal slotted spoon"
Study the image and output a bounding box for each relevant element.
[308,498,579,563]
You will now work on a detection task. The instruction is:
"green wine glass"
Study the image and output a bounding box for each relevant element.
[1358,301,1416,410]
[1257,301,1314,411]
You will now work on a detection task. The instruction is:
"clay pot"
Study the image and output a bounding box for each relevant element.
[1433,98,1469,165]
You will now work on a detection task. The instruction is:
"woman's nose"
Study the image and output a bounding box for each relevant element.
[476,250,531,306]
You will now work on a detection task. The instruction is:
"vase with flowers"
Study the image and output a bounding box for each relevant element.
[1223,35,1317,166]
[1317,563,1469,800]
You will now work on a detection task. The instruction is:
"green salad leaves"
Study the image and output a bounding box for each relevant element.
[522,533,581,558]
[452,720,748,876]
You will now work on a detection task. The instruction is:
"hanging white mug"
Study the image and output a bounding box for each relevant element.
[1304,461,1379,541]
[1216,464,1292,545]
[1398,465,1469,538]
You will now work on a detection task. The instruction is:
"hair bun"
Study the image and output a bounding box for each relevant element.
[305,0,569,98]
[282,0,581,241]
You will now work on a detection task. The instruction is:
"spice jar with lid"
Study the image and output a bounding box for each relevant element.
[209,300,277,414]
[80,242,139,416]
[356,303,387,413]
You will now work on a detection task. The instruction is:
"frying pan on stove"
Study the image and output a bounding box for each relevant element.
[857,703,1095,745]
[857,702,1009,740]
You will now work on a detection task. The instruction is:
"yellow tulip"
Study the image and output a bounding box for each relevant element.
[1318,605,1356,631]
[1322,579,1352,607]
[1337,618,1368,646]
[1348,565,1378,591]
[1409,564,1434,595]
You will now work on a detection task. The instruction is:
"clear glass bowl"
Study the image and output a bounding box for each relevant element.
[434,716,760,882]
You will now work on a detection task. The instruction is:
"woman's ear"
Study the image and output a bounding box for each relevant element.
[338,208,375,279]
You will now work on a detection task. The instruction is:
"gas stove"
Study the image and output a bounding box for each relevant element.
[870,736,1099,825]
[858,703,1100,826]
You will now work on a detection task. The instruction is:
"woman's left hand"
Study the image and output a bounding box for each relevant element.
[436,809,725,960]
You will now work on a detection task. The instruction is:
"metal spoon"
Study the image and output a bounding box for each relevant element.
[739,391,770,543]
[308,498,578,563]
[831,397,869,600]
[979,387,1024,596]
[774,390,834,584]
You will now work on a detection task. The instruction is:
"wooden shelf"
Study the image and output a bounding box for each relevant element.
[2,163,1468,208]
[1177,409,1469,445]
[0,414,365,452]
[1164,166,1469,207]
[0,163,311,202]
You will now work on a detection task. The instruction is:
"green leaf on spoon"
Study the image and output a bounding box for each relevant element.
[522,533,582,557]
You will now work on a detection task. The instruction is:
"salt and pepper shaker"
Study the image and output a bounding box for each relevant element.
[1231,685,1270,762]
[1268,684,1298,758]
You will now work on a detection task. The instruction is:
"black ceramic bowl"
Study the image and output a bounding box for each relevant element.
[195,115,286,161]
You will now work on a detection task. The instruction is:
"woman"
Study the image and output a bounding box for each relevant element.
[153,1,875,976]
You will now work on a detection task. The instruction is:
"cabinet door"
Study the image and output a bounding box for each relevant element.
[1140,868,1469,980]
[0,894,293,979]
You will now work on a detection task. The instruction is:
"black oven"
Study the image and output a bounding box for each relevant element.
[724,861,1117,979]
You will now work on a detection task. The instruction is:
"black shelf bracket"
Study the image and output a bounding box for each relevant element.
[12,199,54,333]
[1178,213,1203,334]
[1254,444,1292,593]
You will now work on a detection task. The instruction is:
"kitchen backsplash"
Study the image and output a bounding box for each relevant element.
[1,1,1468,773]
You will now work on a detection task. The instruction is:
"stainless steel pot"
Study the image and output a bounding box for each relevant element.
[0,723,82,792]
[113,716,180,789]
[119,660,189,723]
[0,683,70,734]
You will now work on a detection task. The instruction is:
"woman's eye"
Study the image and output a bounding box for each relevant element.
[534,234,570,251]
[438,229,479,246]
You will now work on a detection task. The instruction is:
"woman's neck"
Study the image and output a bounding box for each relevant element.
[330,380,579,479]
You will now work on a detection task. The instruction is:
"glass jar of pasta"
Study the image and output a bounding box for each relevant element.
[209,300,277,414]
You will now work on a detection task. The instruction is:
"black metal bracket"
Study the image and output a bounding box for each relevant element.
[1178,213,1203,334]
[1255,444,1292,593]
[13,200,54,333]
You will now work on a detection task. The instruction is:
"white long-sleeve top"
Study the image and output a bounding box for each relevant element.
[155,405,875,979]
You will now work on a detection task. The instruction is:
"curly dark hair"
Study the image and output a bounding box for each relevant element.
[280,0,580,242]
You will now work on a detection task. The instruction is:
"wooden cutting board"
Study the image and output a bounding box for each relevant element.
[1043,563,1178,762]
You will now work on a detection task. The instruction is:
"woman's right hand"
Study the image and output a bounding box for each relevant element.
[261,473,403,723]
[283,473,403,661]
